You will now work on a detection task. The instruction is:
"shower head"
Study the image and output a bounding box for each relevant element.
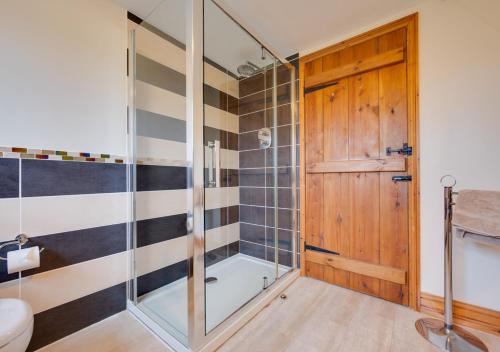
[237,61,261,78]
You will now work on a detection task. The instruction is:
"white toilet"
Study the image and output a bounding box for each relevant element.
[0,299,34,352]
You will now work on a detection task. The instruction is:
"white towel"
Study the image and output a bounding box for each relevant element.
[453,190,500,245]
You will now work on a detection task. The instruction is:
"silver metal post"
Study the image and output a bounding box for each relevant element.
[272,59,279,281]
[444,186,454,330]
[415,176,488,352]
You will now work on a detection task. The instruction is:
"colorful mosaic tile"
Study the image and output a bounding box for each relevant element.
[0,146,127,164]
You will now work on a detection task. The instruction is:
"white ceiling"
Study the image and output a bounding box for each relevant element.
[114,0,427,73]
[216,0,425,57]
[113,0,275,76]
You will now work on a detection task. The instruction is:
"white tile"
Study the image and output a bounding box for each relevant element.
[135,236,187,277]
[22,193,128,237]
[0,251,129,314]
[0,278,19,299]
[136,80,185,121]
[205,222,239,252]
[135,189,187,221]
[0,198,20,242]
[136,25,185,75]
[136,136,186,161]
[204,147,239,170]
[227,76,239,98]
[205,187,239,210]
[204,105,239,134]
[204,62,227,93]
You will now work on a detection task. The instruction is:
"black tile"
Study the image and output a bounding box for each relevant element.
[265,64,292,89]
[266,146,291,167]
[240,149,265,168]
[205,245,227,267]
[27,283,126,351]
[239,72,265,97]
[221,169,239,187]
[204,126,228,149]
[265,227,293,251]
[266,104,293,127]
[240,241,265,260]
[0,158,19,198]
[265,247,293,267]
[228,240,239,256]
[240,187,265,206]
[205,207,227,230]
[240,205,265,226]
[137,214,187,247]
[16,224,127,279]
[227,131,239,151]
[137,54,185,96]
[0,241,19,282]
[266,167,293,188]
[239,91,265,115]
[239,131,259,151]
[22,159,126,197]
[240,223,265,246]
[137,260,187,296]
[239,168,265,187]
[266,187,293,209]
[227,94,238,115]
[265,84,292,107]
[265,208,293,229]
[204,205,239,230]
[136,165,187,191]
[240,110,265,133]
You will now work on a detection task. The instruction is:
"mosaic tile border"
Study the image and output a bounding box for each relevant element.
[0,146,126,164]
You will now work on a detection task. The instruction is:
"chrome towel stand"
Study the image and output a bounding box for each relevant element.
[415,175,488,352]
[0,234,45,261]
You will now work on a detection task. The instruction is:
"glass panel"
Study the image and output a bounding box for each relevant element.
[203,0,291,334]
[129,0,189,346]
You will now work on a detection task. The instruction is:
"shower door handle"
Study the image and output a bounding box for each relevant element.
[207,140,220,188]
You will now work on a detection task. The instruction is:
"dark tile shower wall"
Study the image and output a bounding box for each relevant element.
[239,55,300,268]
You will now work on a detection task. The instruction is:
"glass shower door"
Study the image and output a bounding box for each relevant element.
[202,0,295,334]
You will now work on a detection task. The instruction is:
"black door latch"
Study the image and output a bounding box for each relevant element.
[386,143,412,156]
[392,175,412,182]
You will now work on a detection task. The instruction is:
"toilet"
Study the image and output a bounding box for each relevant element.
[0,299,33,352]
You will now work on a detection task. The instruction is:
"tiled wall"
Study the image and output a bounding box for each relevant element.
[238,55,300,267]
[128,13,241,298]
[0,152,128,351]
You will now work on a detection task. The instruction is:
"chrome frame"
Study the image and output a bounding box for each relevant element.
[186,0,206,348]
[127,0,299,350]
[290,66,297,269]
[272,59,279,280]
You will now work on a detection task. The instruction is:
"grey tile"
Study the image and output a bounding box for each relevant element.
[240,241,265,260]
[239,72,265,97]
[22,160,126,197]
[240,205,265,226]
[239,168,265,187]
[240,110,265,133]
[240,149,265,168]
[136,109,186,143]
[0,158,19,198]
[239,131,259,151]
[28,283,126,351]
[240,187,265,206]
[239,91,265,115]
[240,223,265,246]
[137,260,187,297]
[137,54,185,96]
[136,165,187,191]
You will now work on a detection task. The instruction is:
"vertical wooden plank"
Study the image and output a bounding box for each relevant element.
[379,58,409,305]
[305,58,324,280]
[348,71,380,160]
[349,172,380,296]
[379,63,407,156]
[323,80,349,161]
[380,173,409,304]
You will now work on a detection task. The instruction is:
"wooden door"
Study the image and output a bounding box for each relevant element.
[301,23,417,306]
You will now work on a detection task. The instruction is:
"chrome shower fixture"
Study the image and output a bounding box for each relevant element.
[237,61,261,78]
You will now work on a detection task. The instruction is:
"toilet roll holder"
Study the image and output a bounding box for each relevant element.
[0,234,45,261]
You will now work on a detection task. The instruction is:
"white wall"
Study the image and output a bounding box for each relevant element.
[0,0,127,155]
[419,0,500,310]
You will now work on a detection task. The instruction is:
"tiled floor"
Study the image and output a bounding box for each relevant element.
[40,277,500,352]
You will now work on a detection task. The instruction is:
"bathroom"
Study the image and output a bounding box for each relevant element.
[0,0,499,351]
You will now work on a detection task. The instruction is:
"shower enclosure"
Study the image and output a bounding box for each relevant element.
[127,0,298,350]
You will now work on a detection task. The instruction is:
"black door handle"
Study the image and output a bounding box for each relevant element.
[392,175,412,182]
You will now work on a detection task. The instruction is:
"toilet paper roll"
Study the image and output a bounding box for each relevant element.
[7,246,41,274]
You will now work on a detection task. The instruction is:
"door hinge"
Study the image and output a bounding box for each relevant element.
[305,243,340,256]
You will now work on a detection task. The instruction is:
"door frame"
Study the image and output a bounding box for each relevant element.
[298,14,420,310]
